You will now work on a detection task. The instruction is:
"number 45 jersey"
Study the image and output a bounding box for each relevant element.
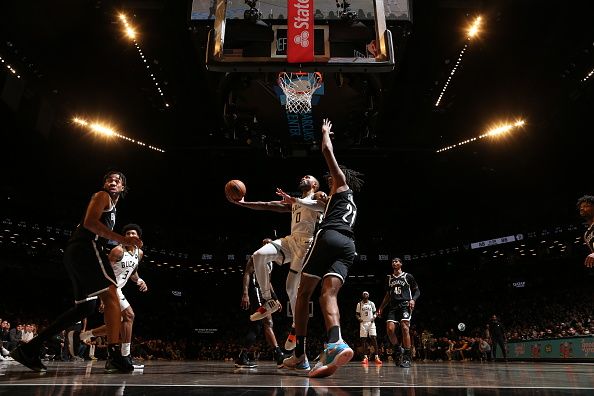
[113,246,140,288]
[386,272,419,305]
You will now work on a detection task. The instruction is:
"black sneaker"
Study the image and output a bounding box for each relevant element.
[10,345,47,372]
[234,353,257,368]
[124,355,145,369]
[105,346,134,373]
[400,356,412,368]
[274,349,287,368]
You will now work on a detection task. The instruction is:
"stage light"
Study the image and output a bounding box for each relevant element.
[436,119,525,153]
[117,12,170,109]
[71,116,166,153]
[435,16,483,107]
[0,54,21,79]
[583,67,594,82]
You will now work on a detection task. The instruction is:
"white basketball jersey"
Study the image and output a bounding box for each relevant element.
[357,300,376,323]
[112,246,140,288]
[291,195,322,238]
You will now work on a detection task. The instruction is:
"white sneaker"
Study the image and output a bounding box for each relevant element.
[250,299,280,321]
[285,331,296,351]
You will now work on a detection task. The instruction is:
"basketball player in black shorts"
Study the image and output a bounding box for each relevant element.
[10,170,142,373]
[378,257,420,368]
[281,118,365,378]
[237,238,286,368]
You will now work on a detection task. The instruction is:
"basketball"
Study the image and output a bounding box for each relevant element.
[225,179,246,201]
[458,323,466,332]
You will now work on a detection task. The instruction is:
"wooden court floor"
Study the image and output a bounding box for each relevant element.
[1,359,593,395]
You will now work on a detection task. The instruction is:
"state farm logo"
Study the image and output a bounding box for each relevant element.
[293,31,310,48]
[292,0,311,32]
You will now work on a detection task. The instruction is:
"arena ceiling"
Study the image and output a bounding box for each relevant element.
[1,0,593,249]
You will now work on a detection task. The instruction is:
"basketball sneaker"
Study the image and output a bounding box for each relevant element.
[250,299,280,321]
[274,348,287,368]
[309,341,354,378]
[374,355,383,365]
[285,332,297,351]
[282,353,310,370]
[361,355,369,365]
[400,350,412,368]
[235,352,257,368]
[10,345,47,372]
[105,345,134,373]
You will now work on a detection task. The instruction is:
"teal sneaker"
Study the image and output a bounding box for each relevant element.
[309,341,353,378]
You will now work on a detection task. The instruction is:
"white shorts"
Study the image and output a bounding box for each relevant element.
[360,321,377,338]
[274,234,313,273]
[116,287,130,311]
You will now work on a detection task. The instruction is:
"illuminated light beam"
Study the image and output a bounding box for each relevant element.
[583,67,594,82]
[436,119,525,153]
[0,54,21,79]
[71,117,166,153]
[117,12,170,109]
[435,16,483,107]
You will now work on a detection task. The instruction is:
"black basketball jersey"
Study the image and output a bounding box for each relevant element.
[386,272,419,305]
[69,191,116,248]
[320,189,357,237]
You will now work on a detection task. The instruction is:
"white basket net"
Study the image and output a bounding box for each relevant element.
[278,72,323,114]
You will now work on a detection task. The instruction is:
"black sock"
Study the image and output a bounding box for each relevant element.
[289,326,296,335]
[295,336,306,357]
[327,326,340,343]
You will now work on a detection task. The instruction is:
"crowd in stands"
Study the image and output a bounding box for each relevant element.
[2,283,592,364]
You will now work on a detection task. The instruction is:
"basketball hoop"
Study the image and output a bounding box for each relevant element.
[278,72,323,114]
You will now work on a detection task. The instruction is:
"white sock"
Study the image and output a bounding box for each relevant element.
[121,343,131,357]
[89,344,95,357]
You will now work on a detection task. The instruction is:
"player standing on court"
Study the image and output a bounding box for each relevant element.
[236,238,286,368]
[75,223,148,370]
[10,170,141,373]
[377,257,420,368]
[356,291,382,365]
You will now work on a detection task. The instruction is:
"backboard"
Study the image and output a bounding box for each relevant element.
[193,0,410,72]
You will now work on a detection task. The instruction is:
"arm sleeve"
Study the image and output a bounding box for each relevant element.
[356,302,361,316]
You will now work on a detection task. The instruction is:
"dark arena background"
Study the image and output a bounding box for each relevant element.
[1,0,594,394]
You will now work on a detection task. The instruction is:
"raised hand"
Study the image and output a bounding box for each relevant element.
[276,188,295,204]
[322,118,333,135]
